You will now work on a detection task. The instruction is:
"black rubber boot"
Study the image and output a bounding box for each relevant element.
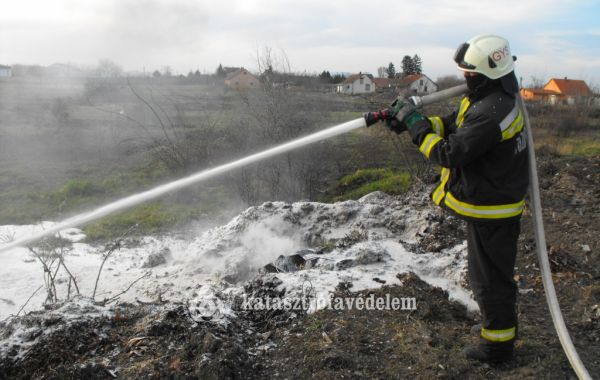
[463,344,513,363]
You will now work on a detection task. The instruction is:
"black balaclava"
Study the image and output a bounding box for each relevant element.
[467,71,519,99]
[465,73,489,92]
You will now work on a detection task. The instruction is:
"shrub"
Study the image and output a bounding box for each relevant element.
[83,202,182,242]
[328,168,411,201]
[60,179,105,198]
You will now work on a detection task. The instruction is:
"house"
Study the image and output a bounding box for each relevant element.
[0,65,12,77]
[372,77,399,91]
[399,74,438,95]
[520,78,594,105]
[519,88,561,104]
[224,68,260,90]
[46,63,86,78]
[336,73,375,94]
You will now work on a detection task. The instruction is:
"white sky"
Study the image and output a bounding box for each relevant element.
[1,0,599,86]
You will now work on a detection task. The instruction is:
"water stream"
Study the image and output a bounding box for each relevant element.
[0,118,366,253]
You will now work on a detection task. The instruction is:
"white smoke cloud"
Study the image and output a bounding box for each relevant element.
[238,217,301,268]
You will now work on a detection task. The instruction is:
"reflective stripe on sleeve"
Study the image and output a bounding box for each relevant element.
[481,327,516,342]
[419,133,443,158]
[499,105,519,131]
[432,168,450,205]
[428,116,445,137]
[444,192,525,219]
[500,108,524,141]
[456,97,471,128]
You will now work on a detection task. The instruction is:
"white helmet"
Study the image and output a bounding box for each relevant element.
[453,35,516,79]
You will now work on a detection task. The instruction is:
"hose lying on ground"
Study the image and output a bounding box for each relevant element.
[419,86,591,379]
[517,95,591,380]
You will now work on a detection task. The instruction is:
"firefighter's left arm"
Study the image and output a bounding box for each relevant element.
[406,112,501,168]
[426,112,456,138]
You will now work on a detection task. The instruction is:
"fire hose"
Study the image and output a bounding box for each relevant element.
[517,95,591,379]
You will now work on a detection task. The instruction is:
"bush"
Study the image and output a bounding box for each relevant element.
[60,179,106,198]
[83,202,185,242]
[327,168,411,201]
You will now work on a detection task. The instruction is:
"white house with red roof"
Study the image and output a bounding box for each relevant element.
[336,72,375,94]
[337,72,438,95]
[399,74,438,95]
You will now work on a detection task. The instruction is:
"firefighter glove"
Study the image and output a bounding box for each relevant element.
[390,97,426,129]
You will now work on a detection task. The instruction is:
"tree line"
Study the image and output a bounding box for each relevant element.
[378,54,423,79]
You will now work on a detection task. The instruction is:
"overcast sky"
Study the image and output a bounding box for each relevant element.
[1,0,599,86]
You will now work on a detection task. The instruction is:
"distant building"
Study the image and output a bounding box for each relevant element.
[0,65,12,77]
[521,78,594,105]
[519,88,561,104]
[45,63,86,78]
[372,77,398,91]
[224,68,260,90]
[336,73,375,94]
[399,74,438,95]
[371,74,439,95]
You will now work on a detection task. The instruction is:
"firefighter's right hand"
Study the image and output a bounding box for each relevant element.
[385,118,408,134]
[390,96,425,129]
[363,109,393,127]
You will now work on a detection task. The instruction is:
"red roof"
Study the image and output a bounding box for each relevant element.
[341,73,373,84]
[225,68,255,81]
[545,78,593,97]
[400,74,423,86]
[372,78,396,87]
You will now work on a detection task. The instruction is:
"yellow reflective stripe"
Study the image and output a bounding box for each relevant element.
[501,110,524,141]
[419,133,443,158]
[444,192,525,219]
[432,168,450,205]
[481,327,516,342]
[428,116,445,137]
[456,97,470,128]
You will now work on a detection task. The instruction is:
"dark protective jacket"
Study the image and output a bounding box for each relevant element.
[407,83,529,223]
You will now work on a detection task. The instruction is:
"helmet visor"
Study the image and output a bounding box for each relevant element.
[453,43,476,70]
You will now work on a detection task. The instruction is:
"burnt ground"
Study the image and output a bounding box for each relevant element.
[1,150,600,379]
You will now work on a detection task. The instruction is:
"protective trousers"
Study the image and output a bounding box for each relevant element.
[467,221,520,356]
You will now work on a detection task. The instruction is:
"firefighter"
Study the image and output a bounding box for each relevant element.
[365,35,528,362]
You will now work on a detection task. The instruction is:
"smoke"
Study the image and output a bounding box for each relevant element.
[238,216,301,267]
[215,216,302,283]
[170,215,302,284]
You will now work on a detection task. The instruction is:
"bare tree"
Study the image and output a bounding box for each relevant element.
[88,78,228,172]
[227,47,336,203]
[28,236,80,304]
[92,225,137,300]
[95,59,123,78]
[162,65,173,77]
[436,75,465,90]
[528,76,546,89]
